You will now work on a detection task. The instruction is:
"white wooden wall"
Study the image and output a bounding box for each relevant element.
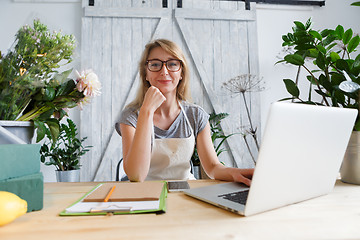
[80,0,260,181]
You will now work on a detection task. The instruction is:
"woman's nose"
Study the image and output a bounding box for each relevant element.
[160,62,169,75]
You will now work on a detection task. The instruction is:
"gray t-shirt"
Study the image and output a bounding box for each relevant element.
[116,101,209,140]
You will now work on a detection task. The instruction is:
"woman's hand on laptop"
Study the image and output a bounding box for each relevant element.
[232,168,254,186]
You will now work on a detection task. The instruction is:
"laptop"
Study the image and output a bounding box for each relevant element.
[184,102,357,216]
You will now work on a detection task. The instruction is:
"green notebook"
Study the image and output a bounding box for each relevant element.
[59,181,167,216]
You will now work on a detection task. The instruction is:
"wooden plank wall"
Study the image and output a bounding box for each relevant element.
[80,0,260,181]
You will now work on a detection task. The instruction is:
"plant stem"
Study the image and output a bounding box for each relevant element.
[17,105,49,121]
[241,92,260,150]
[243,135,256,165]
[294,66,301,103]
[302,64,330,106]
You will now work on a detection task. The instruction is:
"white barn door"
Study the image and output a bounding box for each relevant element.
[80,0,260,181]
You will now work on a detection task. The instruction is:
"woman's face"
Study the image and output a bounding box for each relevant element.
[145,47,182,96]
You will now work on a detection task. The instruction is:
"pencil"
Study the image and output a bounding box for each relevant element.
[104,185,116,202]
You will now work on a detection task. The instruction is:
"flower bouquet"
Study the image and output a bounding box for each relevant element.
[0,19,101,142]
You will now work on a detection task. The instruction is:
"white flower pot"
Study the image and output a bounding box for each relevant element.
[56,169,80,182]
[340,131,360,185]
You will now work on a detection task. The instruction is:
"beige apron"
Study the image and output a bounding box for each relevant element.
[146,104,196,180]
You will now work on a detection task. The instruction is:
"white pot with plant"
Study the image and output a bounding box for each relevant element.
[0,19,101,146]
[40,118,91,182]
[277,13,360,184]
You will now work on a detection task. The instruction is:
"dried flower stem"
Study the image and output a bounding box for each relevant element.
[243,134,256,165]
[241,92,259,150]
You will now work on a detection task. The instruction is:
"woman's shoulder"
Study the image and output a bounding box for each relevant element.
[181,101,209,120]
[181,101,206,112]
[119,106,139,126]
[121,105,138,115]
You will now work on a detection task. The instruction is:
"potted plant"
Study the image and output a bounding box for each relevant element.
[277,17,360,184]
[0,19,101,145]
[40,118,91,182]
[191,112,233,179]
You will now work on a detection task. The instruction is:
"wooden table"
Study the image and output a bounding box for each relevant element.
[1,180,360,240]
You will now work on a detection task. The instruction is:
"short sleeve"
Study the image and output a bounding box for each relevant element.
[182,102,210,138]
[115,107,139,136]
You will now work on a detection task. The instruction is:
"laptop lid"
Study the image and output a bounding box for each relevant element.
[244,102,356,216]
[184,102,357,216]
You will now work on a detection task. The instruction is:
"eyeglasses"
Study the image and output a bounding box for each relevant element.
[146,59,182,72]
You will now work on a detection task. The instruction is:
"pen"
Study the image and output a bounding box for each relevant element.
[104,185,116,202]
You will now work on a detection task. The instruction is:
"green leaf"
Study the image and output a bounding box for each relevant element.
[46,119,60,142]
[294,21,306,31]
[283,79,300,98]
[335,25,344,39]
[318,74,332,92]
[52,69,73,84]
[316,52,326,70]
[282,35,290,42]
[322,34,337,47]
[44,87,56,101]
[316,45,326,55]
[336,59,349,71]
[330,52,340,63]
[348,35,360,53]
[343,29,353,44]
[326,42,337,52]
[284,54,304,66]
[309,30,322,41]
[351,2,360,6]
[305,18,312,30]
[308,48,319,58]
[352,54,360,70]
[275,59,287,65]
[56,79,76,97]
[320,29,331,38]
[34,120,46,143]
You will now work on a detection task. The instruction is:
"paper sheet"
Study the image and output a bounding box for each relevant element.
[65,200,160,213]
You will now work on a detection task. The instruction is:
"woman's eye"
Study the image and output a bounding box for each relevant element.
[151,63,161,67]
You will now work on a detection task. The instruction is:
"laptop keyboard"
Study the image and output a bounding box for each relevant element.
[218,190,249,205]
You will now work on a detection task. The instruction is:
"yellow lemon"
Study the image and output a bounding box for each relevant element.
[0,191,27,226]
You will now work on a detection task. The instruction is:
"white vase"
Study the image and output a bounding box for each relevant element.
[0,120,34,144]
[340,131,360,185]
[56,169,80,182]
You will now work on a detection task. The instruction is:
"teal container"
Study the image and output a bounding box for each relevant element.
[0,144,40,181]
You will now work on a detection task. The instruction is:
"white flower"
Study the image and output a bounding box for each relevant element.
[75,69,101,97]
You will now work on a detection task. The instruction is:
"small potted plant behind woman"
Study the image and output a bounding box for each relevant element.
[40,118,91,182]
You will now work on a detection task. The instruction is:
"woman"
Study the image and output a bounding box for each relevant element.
[116,39,253,185]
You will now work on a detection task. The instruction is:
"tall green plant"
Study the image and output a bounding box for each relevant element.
[277,18,360,129]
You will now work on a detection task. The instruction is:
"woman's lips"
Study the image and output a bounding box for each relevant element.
[158,80,172,84]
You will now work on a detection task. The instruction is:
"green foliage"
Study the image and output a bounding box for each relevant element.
[0,19,75,120]
[0,19,77,142]
[40,118,91,171]
[191,112,233,166]
[277,18,360,130]
[18,69,86,142]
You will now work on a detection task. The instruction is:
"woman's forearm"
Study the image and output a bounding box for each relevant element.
[123,108,154,182]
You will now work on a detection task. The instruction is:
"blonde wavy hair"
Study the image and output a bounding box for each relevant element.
[128,39,191,109]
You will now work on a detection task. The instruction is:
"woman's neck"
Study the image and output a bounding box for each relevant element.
[154,95,181,130]
[156,95,179,117]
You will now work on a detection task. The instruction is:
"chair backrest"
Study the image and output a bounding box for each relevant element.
[116,159,129,181]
